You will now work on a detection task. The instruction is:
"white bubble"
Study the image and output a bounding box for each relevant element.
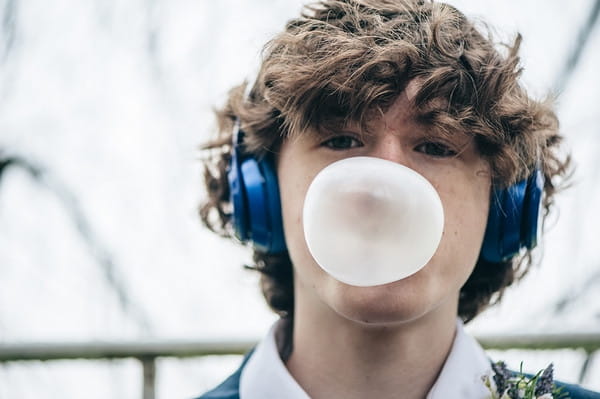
[303,157,444,287]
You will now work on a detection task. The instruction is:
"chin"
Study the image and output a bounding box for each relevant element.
[325,272,443,327]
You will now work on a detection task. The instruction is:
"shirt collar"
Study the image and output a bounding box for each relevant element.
[240,321,310,399]
[240,318,491,399]
[426,319,492,398]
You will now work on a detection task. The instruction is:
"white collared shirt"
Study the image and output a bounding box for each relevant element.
[240,318,491,399]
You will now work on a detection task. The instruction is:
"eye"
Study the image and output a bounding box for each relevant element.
[322,135,363,150]
[414,142,457,158]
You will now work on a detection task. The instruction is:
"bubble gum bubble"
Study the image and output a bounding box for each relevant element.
[302,157,444,287]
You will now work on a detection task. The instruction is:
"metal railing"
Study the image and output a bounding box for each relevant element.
[1,334,598,399]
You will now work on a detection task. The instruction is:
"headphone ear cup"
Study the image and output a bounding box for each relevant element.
[240,157,269,250]
[233,155,286,254]
[228,144,250,242]
[257,157,286,253]
[481,170,543,263]
[521,169,544,249]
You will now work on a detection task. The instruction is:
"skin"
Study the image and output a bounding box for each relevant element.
[276,81,492,399]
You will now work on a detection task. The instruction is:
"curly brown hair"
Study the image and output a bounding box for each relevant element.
[199,0,570,327]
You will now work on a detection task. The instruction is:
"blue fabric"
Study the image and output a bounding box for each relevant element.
[194,351,252,399]
[195,355,600,399]
[554,380,600,398]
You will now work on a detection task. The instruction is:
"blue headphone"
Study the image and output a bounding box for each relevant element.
[481,169,544,262]
[228,122,544,262]
[228,121,287,253]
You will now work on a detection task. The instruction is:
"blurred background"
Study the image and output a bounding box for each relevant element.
[0,0,599,397]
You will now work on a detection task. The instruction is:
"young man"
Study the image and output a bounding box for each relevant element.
[198,0,598,397]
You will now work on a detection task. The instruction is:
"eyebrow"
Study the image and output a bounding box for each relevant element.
[307,118,373,138]
[414,100,451,122]
[298,96,466,141]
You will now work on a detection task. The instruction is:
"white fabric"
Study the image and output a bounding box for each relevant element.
[426,319,492,399]
[240,319,491,399]
[240,322,310,399]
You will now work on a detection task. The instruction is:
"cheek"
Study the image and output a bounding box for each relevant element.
[434,171,491,273]
[278,170,304,244]
[276,148,321,277]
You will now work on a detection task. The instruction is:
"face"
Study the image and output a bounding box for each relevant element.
[276,82,491,327]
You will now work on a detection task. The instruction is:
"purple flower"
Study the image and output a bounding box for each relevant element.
[492,361,511,395]
[535,363,555,396]
[507,383,521,399]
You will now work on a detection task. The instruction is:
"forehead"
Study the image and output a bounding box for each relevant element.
[295,80,461,141]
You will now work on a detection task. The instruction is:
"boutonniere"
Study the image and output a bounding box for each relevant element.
[482,361,569,399]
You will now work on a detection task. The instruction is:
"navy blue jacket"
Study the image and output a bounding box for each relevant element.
[195,354,600,399]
